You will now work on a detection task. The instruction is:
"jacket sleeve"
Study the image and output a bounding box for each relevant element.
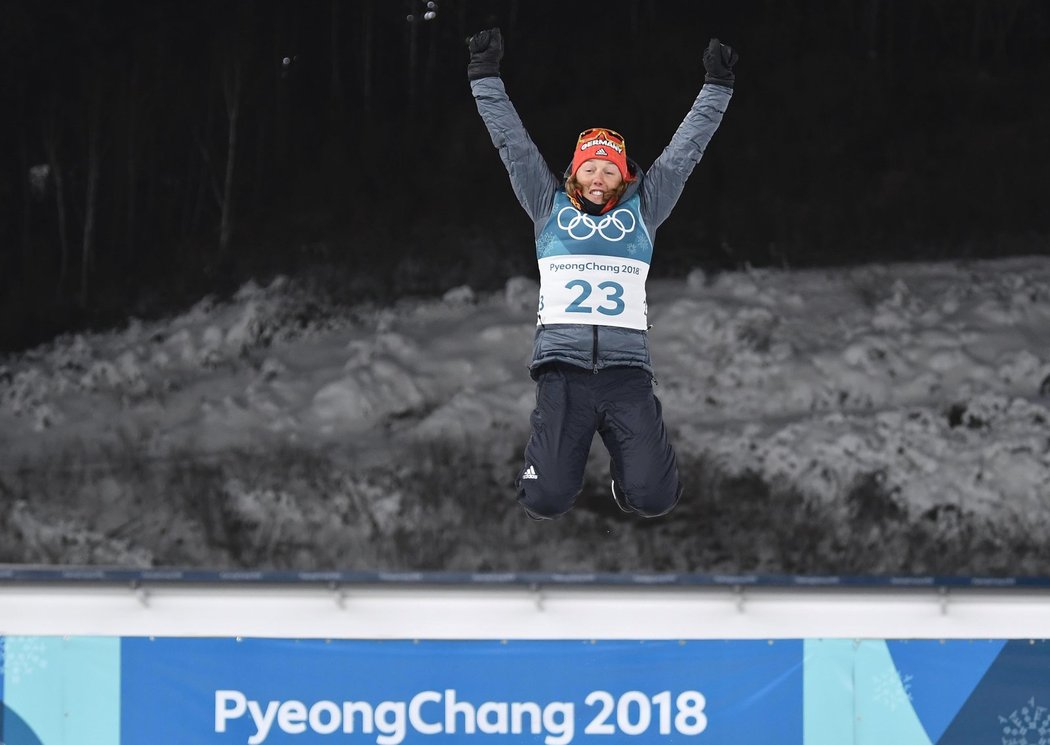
[641,83,733,231]
[470,77,558,226]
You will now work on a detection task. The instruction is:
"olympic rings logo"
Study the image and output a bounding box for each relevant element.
[556,206,636,242]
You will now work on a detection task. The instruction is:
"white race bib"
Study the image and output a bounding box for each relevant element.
[537,255,649,329]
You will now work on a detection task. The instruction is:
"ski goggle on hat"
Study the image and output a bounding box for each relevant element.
[572,127,630,181]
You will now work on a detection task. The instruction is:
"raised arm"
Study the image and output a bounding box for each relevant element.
[641,38,737,231]
[468,28,558,226]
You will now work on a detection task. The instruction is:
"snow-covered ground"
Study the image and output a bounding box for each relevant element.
[3,256,1050,574]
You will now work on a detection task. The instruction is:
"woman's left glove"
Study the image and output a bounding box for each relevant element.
[703,38,738,88]
[467,27,503,81]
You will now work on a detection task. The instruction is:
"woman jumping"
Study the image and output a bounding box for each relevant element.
[467,28,736,519]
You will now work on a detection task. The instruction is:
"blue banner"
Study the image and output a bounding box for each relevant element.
[4,636,1050,744]
[122,639,802,744]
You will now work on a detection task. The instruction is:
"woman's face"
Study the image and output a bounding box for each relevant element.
[574,159,623,204]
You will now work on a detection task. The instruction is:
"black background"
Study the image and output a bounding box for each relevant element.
[2,0,1048,351]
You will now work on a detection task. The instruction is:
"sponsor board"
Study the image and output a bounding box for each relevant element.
[2,636,1050,743]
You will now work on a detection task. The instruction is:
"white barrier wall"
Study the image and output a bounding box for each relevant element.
[3,581,1050,638]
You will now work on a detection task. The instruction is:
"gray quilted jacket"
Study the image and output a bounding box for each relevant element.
[470,76,732,378]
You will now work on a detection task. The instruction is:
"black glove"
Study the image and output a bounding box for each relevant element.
[703,37,738,88]
[467,27,503,81]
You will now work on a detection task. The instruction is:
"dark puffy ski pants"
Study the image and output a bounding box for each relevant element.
[516,363,682,519]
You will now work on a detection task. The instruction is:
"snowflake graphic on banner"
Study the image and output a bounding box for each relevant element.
[871,667,914,712]
[0,637,49,685]
[1000,697,1050,745]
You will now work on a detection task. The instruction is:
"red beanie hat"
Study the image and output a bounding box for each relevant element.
[572,128,630,181]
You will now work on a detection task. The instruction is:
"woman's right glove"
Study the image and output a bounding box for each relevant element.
[467,27,503,81]
[703,37,738,88]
